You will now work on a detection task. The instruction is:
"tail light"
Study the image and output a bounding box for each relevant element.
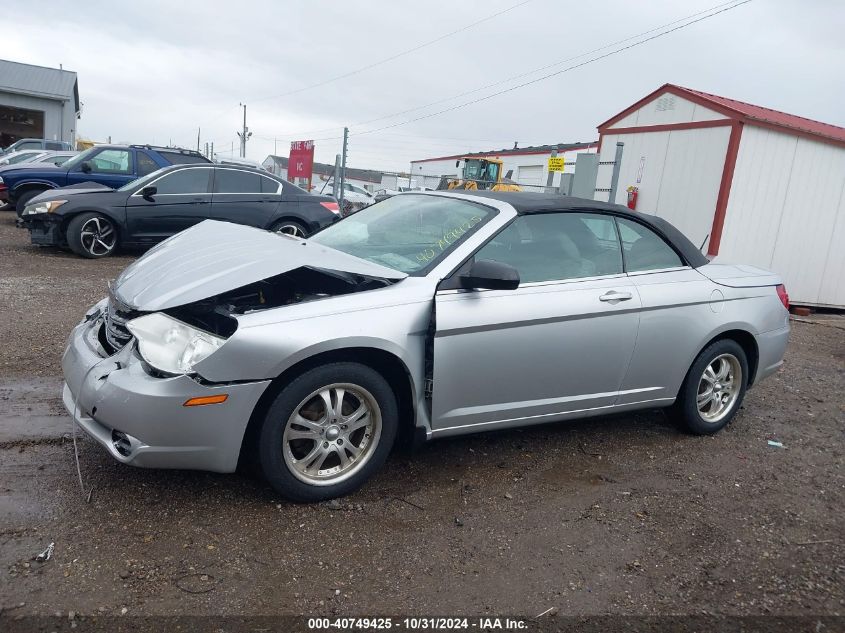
[776,284,789,310]
[320,201,340,215]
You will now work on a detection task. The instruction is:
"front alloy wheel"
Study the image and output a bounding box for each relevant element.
[258,362,398,502]
[283,384,382,485]
[67,212,118,258]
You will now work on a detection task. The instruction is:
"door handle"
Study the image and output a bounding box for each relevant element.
[599,290,633,303]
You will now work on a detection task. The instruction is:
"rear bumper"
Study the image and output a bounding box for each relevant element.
[62,313,271,473]
[753,324,790,385]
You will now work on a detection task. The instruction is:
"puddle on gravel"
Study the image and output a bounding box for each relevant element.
[0,377,69,443]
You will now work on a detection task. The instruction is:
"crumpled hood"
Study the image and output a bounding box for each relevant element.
[113,220,406,311]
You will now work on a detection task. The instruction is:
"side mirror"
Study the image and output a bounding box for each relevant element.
[455,160,461,168]
[80,161,92,173]
[460,259,520,291]
[141,186,157,200]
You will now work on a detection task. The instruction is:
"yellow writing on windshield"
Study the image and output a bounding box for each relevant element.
[415,216,483,265]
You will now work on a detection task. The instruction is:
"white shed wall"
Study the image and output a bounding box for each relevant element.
[611,94,725,128]
[596,125,731,249]
[718,125,845,307]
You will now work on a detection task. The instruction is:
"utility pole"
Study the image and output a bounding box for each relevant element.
[332,154,341,199]
[338,127,349,212]
[197,127,200,152]
[237,103,252,158]
[204,142,209,158]
[210,142,214,161]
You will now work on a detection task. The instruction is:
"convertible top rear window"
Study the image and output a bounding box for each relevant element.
[310,194,496,275]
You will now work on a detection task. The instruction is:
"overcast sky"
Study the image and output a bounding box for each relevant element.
[4,0,844,172]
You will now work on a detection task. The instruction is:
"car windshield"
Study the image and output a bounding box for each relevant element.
[117,168,168,192]
[61,147,98,170]
[309,194,496,275]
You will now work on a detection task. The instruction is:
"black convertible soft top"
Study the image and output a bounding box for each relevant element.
[460,191,709,268]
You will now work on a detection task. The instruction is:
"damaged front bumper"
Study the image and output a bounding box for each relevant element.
[24,217,63,245]
[62,307,271,473]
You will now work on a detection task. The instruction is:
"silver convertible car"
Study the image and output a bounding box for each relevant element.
[62,192,790,501]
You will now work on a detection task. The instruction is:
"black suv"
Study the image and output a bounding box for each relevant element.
[20,164,340,258]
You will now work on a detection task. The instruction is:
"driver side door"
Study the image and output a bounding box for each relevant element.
[124,167,214,244]
[431,212,642,434]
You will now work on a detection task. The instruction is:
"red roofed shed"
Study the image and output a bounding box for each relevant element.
[595,84,845,307]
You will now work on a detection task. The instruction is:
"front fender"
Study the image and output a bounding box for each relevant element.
[191,299,432,389]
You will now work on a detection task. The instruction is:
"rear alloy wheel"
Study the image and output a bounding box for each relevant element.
[270,219,308,238]
[673,339,748,435]
[258,362,398,502]
[66,212,118,258]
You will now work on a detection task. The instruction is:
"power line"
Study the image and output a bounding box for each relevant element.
[252,0,533,103]
[347,0,744,131]
[351,0,752,137]
[256,0,747,142]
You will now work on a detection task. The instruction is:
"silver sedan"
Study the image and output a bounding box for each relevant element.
[62,192,790,501]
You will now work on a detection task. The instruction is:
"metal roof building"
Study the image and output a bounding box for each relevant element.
[0,59,80,148]
[595,84,845,308]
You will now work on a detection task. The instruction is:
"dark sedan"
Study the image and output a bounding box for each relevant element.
[20,164,340,258]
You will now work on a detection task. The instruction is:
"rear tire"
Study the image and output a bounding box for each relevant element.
[66,212,119,258]
[14,189,45,217]
[270,219,308,238]
[672,339,748,435]
[258,362,398,502]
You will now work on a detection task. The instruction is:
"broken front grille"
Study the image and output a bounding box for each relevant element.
[103,301,139,353]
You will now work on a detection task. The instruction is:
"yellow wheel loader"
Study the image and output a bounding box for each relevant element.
[436,157,522,192]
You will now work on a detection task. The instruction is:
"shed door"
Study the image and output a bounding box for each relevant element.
[517,165,543,186]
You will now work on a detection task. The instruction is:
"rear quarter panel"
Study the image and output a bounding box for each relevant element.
[619,268,787,404]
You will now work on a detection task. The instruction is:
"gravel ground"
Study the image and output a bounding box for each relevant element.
[0,212,843,622]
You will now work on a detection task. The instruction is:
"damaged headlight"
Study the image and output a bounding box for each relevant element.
[126,313,225,375]
[23,199,67,215]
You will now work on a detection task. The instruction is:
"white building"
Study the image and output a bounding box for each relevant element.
[0,59,79,148]
[410,142,598,190]
[595,84,845,308]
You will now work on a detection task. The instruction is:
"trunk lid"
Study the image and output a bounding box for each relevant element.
[113,220,406,311]
[697,262,781,288]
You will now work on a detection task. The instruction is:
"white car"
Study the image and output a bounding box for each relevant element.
[0,149,51,166]
[215,156,269,171]
[313,180,374,213]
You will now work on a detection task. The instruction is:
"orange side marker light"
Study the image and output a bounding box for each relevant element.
[183,394,229,407]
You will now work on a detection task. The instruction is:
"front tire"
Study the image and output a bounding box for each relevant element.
[673,339,748,435]
[66,212,118,258]
[14,189,45,217]
[258,362,398,502]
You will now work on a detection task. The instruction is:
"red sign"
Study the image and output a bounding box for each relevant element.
[288,140,314,180]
